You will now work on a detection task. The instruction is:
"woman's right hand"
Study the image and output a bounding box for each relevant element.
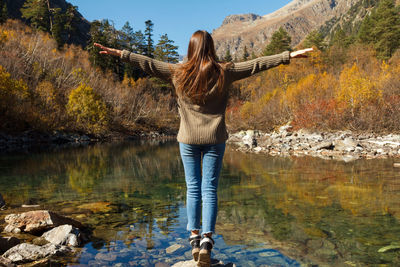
[94,43,122,57]
[290,48,313,59]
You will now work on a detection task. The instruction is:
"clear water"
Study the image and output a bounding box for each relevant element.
[1,141,400,266]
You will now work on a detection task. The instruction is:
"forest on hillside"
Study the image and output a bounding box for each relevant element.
[0,0,400,137]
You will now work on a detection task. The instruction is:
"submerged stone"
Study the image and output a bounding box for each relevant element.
[77,202,112,213]
[166,244,184,254]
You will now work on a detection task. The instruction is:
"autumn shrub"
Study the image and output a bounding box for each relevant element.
[0,65,29,130]
[285,72,340,130]
[66,83,109,134]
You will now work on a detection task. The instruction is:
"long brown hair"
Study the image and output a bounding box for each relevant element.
[175,30,225,104]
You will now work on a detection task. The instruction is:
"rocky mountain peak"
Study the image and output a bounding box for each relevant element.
[212,0,361,59]
[222,14,262,26]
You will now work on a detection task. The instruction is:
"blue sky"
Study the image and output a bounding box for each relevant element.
[68,0,292,54]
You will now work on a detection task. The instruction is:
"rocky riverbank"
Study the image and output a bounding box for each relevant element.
[0,210,89,266]
[0,129,176,154]
[228,125,400,161]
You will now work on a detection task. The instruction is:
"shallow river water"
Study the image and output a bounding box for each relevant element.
[0,141,400,266]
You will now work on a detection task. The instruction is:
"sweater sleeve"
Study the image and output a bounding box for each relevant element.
[227,51,290,82]
[120,50,175,81]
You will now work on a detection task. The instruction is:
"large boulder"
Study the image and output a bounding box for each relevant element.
[41,225,81,247]
[4,211,83,234]
[0,237,20,254]
[2,243,72,264]
[334,138,360,152]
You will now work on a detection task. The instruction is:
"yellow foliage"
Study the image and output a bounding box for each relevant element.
[66,83,109,134]
[0,30,8,44]
[337,63,381,109]
[0,65,28,104]
[35,81,57,107]
[285,72,337,110]
[239,101,254,120]
[71,68,88,83]
[122,73,136,87]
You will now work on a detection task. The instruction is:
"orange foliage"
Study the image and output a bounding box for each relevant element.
[227,43,400,133]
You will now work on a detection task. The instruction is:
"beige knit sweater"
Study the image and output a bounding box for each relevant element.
[121,50,290,144]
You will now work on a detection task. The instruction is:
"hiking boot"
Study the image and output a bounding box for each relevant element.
[197,236,214,267]
[189,234,201,261]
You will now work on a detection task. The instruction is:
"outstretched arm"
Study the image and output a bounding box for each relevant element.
[227,48,313,82]
[94,43,175,82]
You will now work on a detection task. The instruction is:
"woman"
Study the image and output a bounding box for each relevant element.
[95,31,311,266]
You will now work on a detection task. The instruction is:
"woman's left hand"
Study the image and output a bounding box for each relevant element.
[94,43,122,57]
[290,48,313,59]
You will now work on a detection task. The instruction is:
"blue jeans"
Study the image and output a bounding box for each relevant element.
[179,142,226,235]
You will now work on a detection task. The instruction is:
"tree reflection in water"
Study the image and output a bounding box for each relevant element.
[1,143,400,265]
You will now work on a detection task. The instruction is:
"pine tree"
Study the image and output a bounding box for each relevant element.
[357,0,400,59]
[52,8,65,48]
[242,46,249,61]
[0,0,7,24]
[154,34,179,63]
[132,30,146,54]
[144,20,154,58]
[224,49,232,62]
[120,21,134,49]
[358,14,374,44]
[21,0,51,32]
[64,4,80,44]
[371,0,400,59]
[89,20,123,77]
[303,30,326,51]
[263,27,292,56]
[332,27,351,48]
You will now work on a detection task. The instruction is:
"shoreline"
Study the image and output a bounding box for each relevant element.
[2,127,400,162]
[227,125,400,161]
[0,129,176,154]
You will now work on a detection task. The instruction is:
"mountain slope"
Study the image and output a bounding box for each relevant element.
[212,0,361,58]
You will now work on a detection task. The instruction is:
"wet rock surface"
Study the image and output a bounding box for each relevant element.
[228,126,400,161]
[1,211,87,265]
[4,210,83,234]
[41,225,81,247]
[2,243,72,264]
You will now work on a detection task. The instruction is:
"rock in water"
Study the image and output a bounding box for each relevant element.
[0,237,20,254]
[2,243,72,264]
[171,259,235,267]
[4,210,83,234]
[41,225,81,247]
[166,244,184,254]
